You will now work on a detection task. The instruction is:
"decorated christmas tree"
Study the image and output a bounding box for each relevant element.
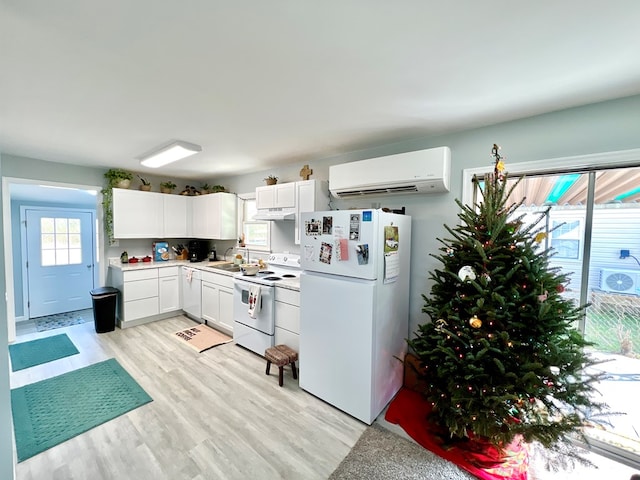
[408,145,606,452]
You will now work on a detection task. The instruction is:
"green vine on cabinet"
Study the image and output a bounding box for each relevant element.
[101,186,116,245]
[102,168,133,245]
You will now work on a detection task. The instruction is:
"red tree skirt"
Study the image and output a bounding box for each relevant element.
[385,388,529,480]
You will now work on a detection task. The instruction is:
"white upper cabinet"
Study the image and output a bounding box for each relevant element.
[112,189,163,238]
[190,192,237,240]
[256,182,296,209]
[112,189,236,240]
[163,194,189,238]
[295,180,329,244]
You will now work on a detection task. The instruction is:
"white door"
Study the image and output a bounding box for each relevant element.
[25,209,95,318]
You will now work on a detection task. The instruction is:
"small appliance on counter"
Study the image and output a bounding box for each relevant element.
[188,239,209,262]
[208,245,218,261]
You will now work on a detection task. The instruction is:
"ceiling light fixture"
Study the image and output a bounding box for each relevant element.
[138,140,202,168]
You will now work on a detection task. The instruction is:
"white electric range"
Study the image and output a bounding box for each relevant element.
[232,253,300,355]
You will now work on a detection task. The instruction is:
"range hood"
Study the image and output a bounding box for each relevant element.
[253,209,296,221]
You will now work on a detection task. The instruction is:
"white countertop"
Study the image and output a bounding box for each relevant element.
[109,259,300,290]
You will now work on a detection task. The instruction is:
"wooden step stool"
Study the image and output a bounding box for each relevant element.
[265,344,298,387]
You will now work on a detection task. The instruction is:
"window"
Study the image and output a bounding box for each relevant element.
[239,195,270,251]
[550,219,581,259]
[41,217,82,266]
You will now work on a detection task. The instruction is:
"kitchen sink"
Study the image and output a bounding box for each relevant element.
[209,263,241,273]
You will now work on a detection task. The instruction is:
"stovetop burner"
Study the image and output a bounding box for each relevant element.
[233,253,301,287]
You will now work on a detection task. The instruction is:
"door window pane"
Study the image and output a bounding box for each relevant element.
[41,249,56,266]
[41,217,55,233]
[40,216,82,266]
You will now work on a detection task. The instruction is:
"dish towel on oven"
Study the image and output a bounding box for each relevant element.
[248,285,262,318]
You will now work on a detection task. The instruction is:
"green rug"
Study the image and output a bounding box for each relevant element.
[11,358,153,462]
[9,334,80,371]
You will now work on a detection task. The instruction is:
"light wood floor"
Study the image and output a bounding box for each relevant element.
[10,316,639,479]
[10,316,366,480]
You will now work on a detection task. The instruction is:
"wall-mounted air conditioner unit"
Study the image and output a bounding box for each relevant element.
[599,269,640,294]
[329,146,451,198]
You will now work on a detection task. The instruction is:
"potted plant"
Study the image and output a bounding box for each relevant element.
[137,175,152,191]
[210,184,226,193]
[264,175,278,186]
[200,183,212,194]
[160,181,177,194]
[104,168,133,188]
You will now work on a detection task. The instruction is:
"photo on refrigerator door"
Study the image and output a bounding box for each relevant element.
[322,216,333,234]
[384,225,399,252]
[319,242,333,264]
[356,244,369,265]
[305,219,321,236]
[349,214,360,240]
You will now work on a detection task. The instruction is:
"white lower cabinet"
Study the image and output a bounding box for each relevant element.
[117,268,159,324]
[110,265,182,328]
[201,270,234,334]
[158,266,180,313]
[274,287,300,353]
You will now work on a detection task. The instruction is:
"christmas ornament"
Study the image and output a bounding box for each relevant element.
[458,265,476,282]
[434,318,448,332]
[482,272,491,282]
[491,144,506,181]
[556,284,565,293]
[537,290,548,302]
[506,221,521,234]
[445,247,454,257]
[534,232,548,243]
[469,315,482,329]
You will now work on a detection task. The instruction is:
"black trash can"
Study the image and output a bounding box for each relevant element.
[90,287,119,333]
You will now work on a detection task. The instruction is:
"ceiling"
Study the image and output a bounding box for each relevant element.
[2,1,640,181]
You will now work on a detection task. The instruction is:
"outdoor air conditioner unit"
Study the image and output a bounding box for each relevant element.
[329,146,451,198]
[599,269,640,294]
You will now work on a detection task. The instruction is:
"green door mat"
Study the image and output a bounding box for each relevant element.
[11,358,153,462]
[9,333,79,371]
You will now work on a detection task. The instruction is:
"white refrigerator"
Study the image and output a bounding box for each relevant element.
[299,209,411,424]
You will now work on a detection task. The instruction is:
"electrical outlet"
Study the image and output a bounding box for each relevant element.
[620,249,630,259]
